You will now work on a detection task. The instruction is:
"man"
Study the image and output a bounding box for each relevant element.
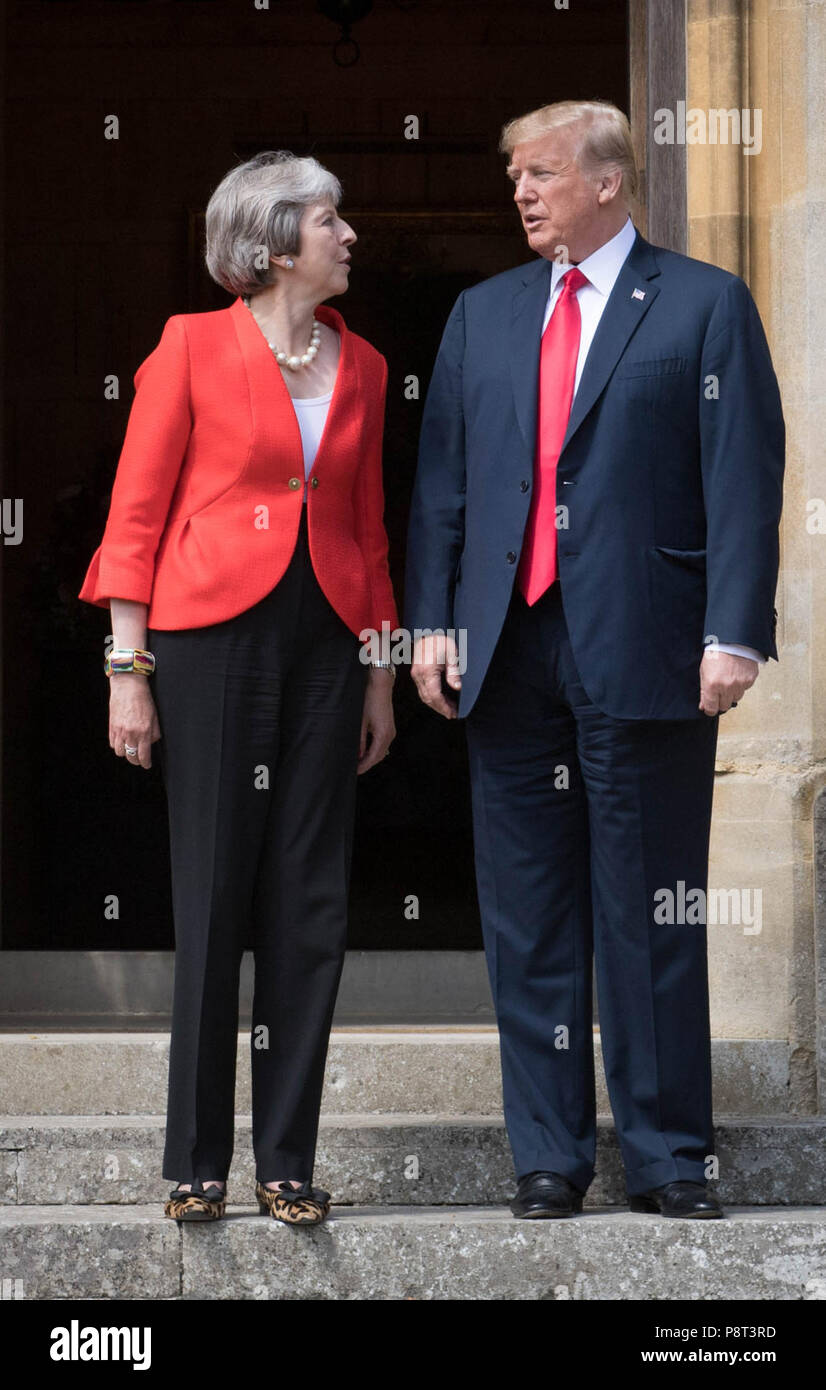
[404,100,784,1220]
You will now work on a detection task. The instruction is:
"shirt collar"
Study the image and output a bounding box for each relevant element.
[549,215,637,299]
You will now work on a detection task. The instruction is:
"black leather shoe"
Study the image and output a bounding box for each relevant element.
[629,1180,725,1219]
[509,1170,584,1219]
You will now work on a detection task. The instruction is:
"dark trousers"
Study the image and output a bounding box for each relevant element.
[464,581,719,1197]
[147,507,368,1184]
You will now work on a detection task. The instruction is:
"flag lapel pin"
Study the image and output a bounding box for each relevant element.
[631,288,646,301]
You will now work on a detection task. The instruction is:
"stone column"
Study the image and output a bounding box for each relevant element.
[686,0,826,1111]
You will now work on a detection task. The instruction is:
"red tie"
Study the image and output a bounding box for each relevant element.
[517,266,589,606]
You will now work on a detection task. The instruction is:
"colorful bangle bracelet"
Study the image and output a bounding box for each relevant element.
[104,648,156,677]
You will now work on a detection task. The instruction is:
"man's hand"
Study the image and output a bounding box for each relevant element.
[699,649,759,716]
[411,633,461,719]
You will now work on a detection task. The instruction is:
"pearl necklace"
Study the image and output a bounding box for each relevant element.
[242,295,321,370]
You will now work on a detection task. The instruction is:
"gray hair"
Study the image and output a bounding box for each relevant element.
[499,100,638,204]
[204,151,343,297]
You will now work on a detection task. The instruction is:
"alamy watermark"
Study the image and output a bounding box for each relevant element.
[654,880,762,935]
[654,102,762,155]
[359,623,468,674]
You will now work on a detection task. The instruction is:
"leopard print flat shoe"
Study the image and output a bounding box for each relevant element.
[255,1178,331,1225]
[164,1177,227,1222]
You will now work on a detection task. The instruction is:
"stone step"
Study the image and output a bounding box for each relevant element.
[2,1114,824,1207]
[2,1204,825,1300]
[0,1031,795,1116]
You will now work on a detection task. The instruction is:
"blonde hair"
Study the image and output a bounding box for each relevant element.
[499,100,638,203]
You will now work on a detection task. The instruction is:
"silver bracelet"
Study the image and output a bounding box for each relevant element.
[370,660,396,682]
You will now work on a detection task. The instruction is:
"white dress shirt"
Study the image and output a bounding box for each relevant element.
[291,391,332,503]
[542,215,764,665]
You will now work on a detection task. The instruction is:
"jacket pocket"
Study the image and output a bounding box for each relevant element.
[616,356,688,379]
[652,545,707,572]
[647,546,707,674]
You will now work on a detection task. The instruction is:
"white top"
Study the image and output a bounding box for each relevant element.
[291,391,333,503]
[540,216,764,665]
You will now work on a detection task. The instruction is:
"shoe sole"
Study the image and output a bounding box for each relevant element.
[257,1201,329,1224]
[168,1211,224,1222]
[628,1197,724,1218]
[511,1204,583,1219]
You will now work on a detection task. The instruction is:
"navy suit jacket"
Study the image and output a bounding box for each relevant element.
[404,227,784,721]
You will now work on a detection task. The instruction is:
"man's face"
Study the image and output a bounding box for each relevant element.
[507,126,604,264]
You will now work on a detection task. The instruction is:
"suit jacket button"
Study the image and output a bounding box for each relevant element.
[520,480,530,492]
[506,551,517,564]
[288,477,301,489]
[311,476,319,487]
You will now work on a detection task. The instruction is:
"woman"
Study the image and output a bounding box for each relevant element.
[78,151,398,1226]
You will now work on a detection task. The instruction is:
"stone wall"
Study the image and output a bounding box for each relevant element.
[687,0,826,1110]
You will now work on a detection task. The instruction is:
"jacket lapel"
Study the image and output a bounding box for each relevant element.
[509,229,662,461]
[509,257,552,458]
[228,296,352,476]
[561,231,660,452]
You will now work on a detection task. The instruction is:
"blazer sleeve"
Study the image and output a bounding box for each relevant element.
[77,315,192,609]
[351,353,399,634]
[699,276,784,659]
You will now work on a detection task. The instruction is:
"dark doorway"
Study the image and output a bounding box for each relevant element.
[2,0,628,952]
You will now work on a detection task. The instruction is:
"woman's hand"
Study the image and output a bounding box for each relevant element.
[109,673,161,769]
[357,668,396,774]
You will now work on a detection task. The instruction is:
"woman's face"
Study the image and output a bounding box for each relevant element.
[289,201,356,296]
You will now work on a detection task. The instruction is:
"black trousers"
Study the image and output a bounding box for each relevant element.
[147,507,368,1184]
[464,581,720,1196]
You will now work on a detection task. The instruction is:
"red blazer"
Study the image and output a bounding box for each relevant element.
[78,297,399,637]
